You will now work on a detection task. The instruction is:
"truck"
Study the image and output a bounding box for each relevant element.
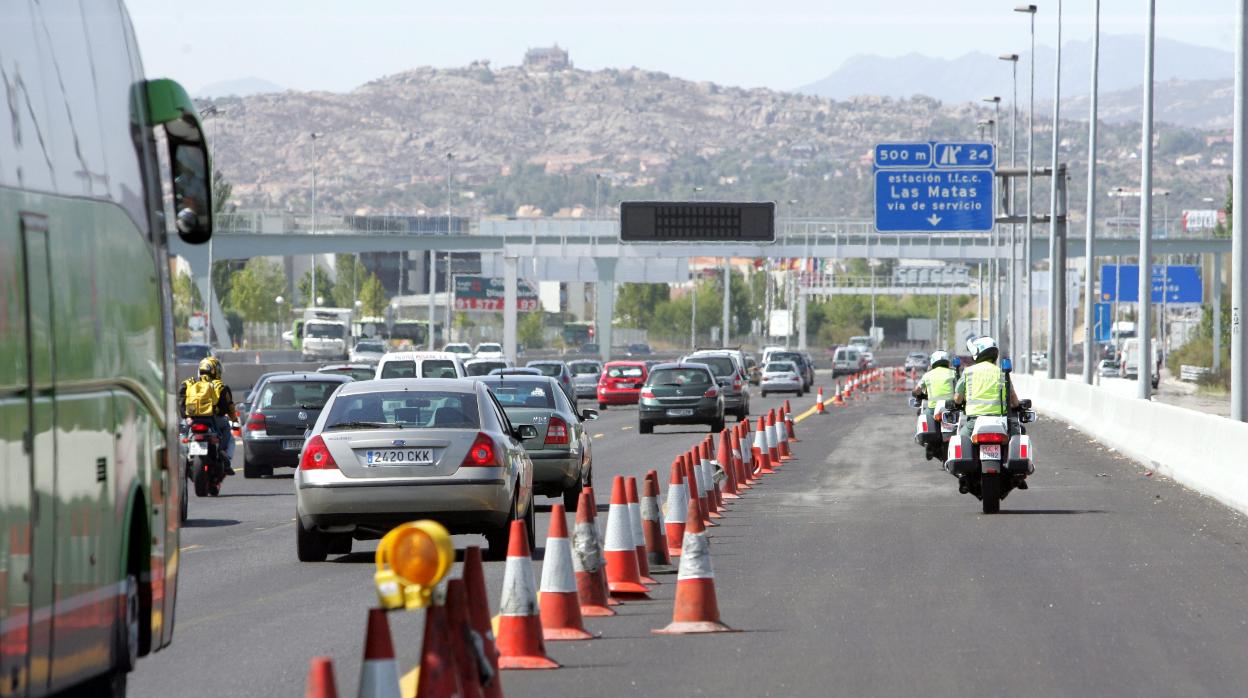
[1119,337,1161,389]
[301,308,355,361]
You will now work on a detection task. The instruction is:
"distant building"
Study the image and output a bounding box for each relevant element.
[523,45,571,72]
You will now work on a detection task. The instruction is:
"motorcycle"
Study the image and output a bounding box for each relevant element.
[940,358,1038,514]
[184,417,231,497]
[908,396,957,461]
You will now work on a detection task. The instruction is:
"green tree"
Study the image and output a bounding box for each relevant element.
[229,258,287,322]
[212,170,234,217]
[518,311,545,348]
[331,254,368,308]
[359,273,389,317]
[615,282,670,326]
[298,264,335,307]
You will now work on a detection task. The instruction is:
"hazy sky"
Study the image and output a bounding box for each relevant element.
[127,0,1239,94]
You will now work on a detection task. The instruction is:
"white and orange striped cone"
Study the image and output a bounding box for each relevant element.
[753,417,775,475]
[816,386,827,414]
[718,429,741,499]
[664,459,689,558]
[625,477,659,585]
[462,546,504,698]
[414,602,464,698]
[642,470,676,573]
[445,579,487,698]
[700,440,725,518]
[359,608,403,698]
[729,427,752,489]
[583,486,622,607]
[683,453,714,527]
[765,409,782,465]
[738,423,758,483]
[539,504,596,641]
[604,475,651,597]
[305,657,339,698]
[784,399,800,441]
[777,407,794,461]
[652,490,737,635]
[571,489,616,617]
[497,519,560,669]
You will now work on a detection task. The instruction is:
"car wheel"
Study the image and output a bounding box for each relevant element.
[598,403,608,410]
[243,458,264,479]
[524,497,536,551]
[296,518,329,562]
[639,421,653,434]
[484,521,511,561]
[563,472,584,512]
[797,388,804,397]
[327,535,352,556]
[761,390,767,397]
[711,418,725,433]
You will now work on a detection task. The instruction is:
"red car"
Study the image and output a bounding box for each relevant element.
[597,361,648,408]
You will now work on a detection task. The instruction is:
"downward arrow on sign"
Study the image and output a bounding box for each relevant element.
[926,214,942,226]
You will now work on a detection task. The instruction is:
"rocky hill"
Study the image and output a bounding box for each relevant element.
[204,63,1232,222]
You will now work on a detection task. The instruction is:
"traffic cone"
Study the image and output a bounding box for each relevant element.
[305,657,338,698]
[539,504,596,641]
[604,476,650,597]
[738,423,758,484]
[642,470,675,572]
[816,386,826,414]
[414,603,465,697]
[700,440,724,518]
[625,477,658,584]
[718,429,740,498]
[664,459,688,558]
[461,546,504,698]
[652,490,736,635]
[496,519,560,669]
[730,427,752,489]
[784,399,799,441]
[765,409,782,465]
[359,609,402,698]
[777,407,793,461]
[571,489,615,617]
[683,452,714,526]
[583,486,621,607]
[706,437,727,509]
[445,579,486,698]
[752,417,774,475]
[834,381,844,405]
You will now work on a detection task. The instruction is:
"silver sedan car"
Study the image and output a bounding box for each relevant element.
[294,378,537,562]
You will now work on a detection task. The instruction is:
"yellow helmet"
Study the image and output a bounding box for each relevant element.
[198,356,221,380]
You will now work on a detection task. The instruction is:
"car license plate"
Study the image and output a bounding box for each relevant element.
[366,448,434,465]
[667,408,694,417]
[282,439,304,451]
[187,441,208,456]
[980,444,1002,460]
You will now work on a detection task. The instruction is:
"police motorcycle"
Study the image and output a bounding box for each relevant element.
[182,416,233,498]
[908,356,961,461]
[941,356,1038,514]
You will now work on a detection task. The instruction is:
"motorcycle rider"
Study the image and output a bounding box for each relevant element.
[911,350,957,412]
[951,336,1021,438]
[178,356,237,475]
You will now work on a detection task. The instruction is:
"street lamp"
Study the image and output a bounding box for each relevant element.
[309,132,325,310]
[1082,0,1102,384]
[1000,54,1020,356]
[1014,4,1037,373]
[1044,0,1065,380]
[984,97,1002,341]
[444,152,455,346]
[1138,0,1157,398]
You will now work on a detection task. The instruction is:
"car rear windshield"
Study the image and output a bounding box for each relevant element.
[258,381,341,410]
[487,380,556,408]
[176,345,211,361]
[466,361,507,376]
[477,344,502,352]
[305,323,345,338]
[529,363,562,377]
[320,367,376,381]
[765,362,796,373]
[649,368,712,386]
[355,342,385,353]
[606,365,643,378]
[324,391,480,429]
[770,352,802,364]
[692,356,736,376]
[569,363,601,375]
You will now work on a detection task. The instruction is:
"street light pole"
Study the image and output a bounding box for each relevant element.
[1046,0,1063,379]
[1015,4,1038,373]
[1083,0,1101,384]
[984,97,1002,340]
[1138,0,1156,399]
[444,153,454,343]
[310,132,324,308]
[1000,53,1020,357]
[1234,0,1248,420]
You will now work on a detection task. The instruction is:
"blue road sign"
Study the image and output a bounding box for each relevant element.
[1099,264,1203,304]
[1093,302,1113,343]
[873,141,995,233]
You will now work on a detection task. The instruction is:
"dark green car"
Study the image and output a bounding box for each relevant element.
[638,362,725,434]
[479,376,598,510]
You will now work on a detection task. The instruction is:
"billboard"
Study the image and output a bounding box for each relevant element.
[453,276,540,312]
[1181,209,1225,232]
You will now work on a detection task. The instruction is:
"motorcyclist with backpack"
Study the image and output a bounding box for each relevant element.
[179,356,237,475]
[951,336,1022,438]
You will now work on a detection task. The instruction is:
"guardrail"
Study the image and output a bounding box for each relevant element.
[1179,365,1212,382]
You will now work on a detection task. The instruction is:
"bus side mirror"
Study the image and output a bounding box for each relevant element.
[146,78,213,245]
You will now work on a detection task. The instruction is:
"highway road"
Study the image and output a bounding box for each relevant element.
[130,371,1248,697]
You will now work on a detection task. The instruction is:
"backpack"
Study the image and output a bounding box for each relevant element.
[184,377,222,417]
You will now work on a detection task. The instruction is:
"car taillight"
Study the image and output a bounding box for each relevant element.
[952,443,963,459]
[190,422,209,433]
[246,412,267,435]
[704,388,718,398]
[972,432,1007,444]
[461,432,499,467]
[640,388,655,399]
[1020,443,1029,459]
[733,379,742,391]
[545,416,569,445]
[299,435,338,471]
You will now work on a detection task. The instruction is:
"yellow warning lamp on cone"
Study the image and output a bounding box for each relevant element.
[374,520,454,610]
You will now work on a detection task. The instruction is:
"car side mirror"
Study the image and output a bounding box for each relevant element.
[516,424,539,440]
[580,409,599,421]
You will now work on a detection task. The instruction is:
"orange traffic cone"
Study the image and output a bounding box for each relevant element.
[415,603,464,697]
[445,579,486,698]
[625,477,659,585]
[653,489,737,635]
[777,407,794,461]
[729,427,752,489]
[583,486,621,607]
[765,410,781,465]
[683,453,714,527]
[753,417,774,475]
[664,459,689,558]
[540,504,596,641]
[738,423,758,484]
[571,489,615,617]
[497,519,560,669]
[718,429,740,498]
[700,440,724,518]
[642,470,675,572]
[305,657,338,698]
[784,399,799,441]
[816,386,826,414]
[461,546,504,698]
[604,476,650,597]
[359,609,403,698]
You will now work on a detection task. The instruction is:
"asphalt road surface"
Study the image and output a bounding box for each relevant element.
[130,372,1248,698]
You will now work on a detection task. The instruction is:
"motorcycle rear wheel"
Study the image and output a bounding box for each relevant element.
[192,458,209,497]
[981,472,1001,514]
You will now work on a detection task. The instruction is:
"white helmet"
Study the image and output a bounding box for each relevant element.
[966,336,999,362]
[929,350,951,367]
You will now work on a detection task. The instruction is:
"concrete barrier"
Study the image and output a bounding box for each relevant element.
[1014,374,1248,515]
[175,362,315,397]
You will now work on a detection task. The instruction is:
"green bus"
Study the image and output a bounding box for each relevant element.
[1,2,212,695]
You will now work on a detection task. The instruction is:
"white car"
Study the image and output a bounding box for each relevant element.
[442,343,473,359]
[349,339,387,364]
[375,351,467,379]
[474,342,505,360]
[760,361,804,397]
